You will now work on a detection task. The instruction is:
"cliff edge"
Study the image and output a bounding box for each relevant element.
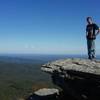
[41,58,100,100]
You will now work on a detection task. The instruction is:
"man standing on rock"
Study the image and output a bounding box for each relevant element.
[86,17,100,59]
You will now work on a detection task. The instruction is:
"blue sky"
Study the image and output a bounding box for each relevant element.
[0,0,100,54]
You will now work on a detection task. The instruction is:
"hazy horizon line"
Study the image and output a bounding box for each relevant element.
[0,53,100,56]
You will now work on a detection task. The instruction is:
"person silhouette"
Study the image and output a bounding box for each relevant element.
[86,17,100,60]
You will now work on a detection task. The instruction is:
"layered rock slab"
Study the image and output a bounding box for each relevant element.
[41,58,100,100]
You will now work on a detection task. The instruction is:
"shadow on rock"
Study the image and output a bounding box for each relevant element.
[52,70,100,100]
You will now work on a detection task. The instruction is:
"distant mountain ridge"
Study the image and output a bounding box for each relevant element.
[0,56,44,64]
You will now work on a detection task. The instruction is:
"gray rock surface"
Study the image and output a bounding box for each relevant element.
[41,58,100,75]
[34,88,59,96]
[26,88,59,100]
[41,58,100,100]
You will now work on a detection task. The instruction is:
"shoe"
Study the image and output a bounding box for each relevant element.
[88,56,92,60]
[92,55,96,59]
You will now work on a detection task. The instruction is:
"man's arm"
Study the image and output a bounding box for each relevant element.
[94,24,100,36]
[95,28,100,36]
[86,31,88,38]
[86,26,88,38]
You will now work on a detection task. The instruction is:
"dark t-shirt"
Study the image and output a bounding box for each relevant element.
[86,23,99,39]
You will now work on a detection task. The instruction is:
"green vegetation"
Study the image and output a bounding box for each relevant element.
[0,61,54,100]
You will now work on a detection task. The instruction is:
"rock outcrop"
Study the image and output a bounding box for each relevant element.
[26,88,59,100]
[41,58,100,100]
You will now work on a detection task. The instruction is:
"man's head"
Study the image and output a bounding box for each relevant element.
[87,17,93,24]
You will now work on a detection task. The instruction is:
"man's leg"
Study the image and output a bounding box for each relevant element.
[87,39,92,59]
[91,40,96,59]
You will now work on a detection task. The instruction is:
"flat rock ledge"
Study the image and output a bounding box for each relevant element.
[41,58,100,100]
[41,58,100,75]
[26,88,59,100]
